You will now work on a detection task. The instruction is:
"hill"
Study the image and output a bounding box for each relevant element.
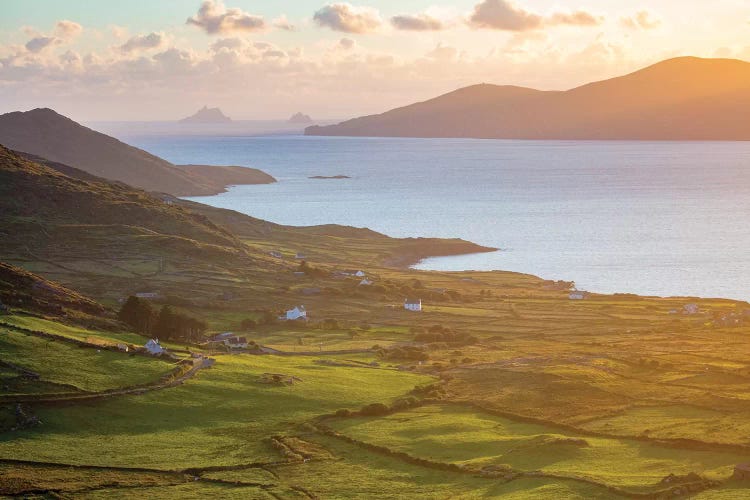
[0,108,273,195]
[0,261,105,318]
[306,57,750,140]
[180,106,232,123]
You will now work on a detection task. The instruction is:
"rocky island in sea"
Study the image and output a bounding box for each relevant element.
[180,106,232,123]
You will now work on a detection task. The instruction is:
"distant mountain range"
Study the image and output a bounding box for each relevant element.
[0,108,274,196]
[180,106,232,123]
[306,57,750,141]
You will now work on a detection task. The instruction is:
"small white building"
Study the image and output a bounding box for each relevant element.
[269,251,283,258]
[404,298,422,312]
[359,279,373,286]
[569,291,588,300]
[144,339,164,355]
[354,270,366,277]
[286,305,307,320]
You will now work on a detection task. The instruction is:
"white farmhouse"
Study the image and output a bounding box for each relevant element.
[286,305,307,320]
[144,339,165,355]
[569,291,588,300]
[354,270,366,277]
[404,298,422,312]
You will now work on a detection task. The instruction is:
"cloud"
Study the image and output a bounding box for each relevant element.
[273,15,295,31]
[25,36,60,53]
[23,19,83,53]
[119,32,164,53]
[338,37,356,50]
[469,0,543,31]
[313,3,382,34]
[620,10,661,30]
[187,0,265,34]
[548,11,603,27]
[469,0,602,31]
[425,43,458,62]
[391,13,446,31]
[55,20,83,39]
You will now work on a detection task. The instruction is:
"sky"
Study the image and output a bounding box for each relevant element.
[0,0,748,121]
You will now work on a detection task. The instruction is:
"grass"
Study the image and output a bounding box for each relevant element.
[0,326,174,392]
[0,355,432,469]
[328,404,746,492]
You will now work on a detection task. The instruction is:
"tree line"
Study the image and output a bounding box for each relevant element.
[118,296,207,342]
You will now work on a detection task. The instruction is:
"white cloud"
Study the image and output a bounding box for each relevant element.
[620,10,661,30]
[23,20,82,53]
[273,15,296,31]
[313,3,382,34]
[187,0,265,34]
[469,0,543,31]
[469,0,603,31]
[391,13,446,31]
[119,32,165,53]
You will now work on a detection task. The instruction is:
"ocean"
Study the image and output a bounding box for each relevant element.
[118,133,750,301]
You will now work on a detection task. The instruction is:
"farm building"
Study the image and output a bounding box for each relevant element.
[359,279,373,286]
[285,305,307,320]
[404,298,422,312]
[569,291,588,300]
[225,336,248,349]
[144,339,164,355]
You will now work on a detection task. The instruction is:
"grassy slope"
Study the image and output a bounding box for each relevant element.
[0,325,173,393]
[0,355,431,469]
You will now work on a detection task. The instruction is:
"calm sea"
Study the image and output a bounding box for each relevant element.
[121,134,750,301]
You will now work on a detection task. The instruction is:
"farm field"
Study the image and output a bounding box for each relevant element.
[327,404,745,493]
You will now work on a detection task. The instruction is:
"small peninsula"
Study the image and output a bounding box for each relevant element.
[180,106,232,123]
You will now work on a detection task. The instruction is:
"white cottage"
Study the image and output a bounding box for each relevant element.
[404,298,422,312]
[286,305,307,320]
[144,339,164,355]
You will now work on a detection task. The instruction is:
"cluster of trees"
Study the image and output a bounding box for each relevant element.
[298,261,327,278]
[377,345,429,362]
[118,296,207,342]
[412,324,478,346]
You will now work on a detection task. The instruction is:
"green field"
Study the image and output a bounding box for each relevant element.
[0,354,432,469]
[0,326,174,393]
[328,404,745,493]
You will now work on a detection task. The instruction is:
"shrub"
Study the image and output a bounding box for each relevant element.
[359,403,389,416]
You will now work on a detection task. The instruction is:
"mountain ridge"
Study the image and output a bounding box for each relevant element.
[0,108,273,196]
[306,57,750,140]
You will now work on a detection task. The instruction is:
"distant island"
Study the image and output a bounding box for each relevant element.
[309,175,350,179]
[180,106,232,124]
[306,57,750,141]
[288,112,313,124]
